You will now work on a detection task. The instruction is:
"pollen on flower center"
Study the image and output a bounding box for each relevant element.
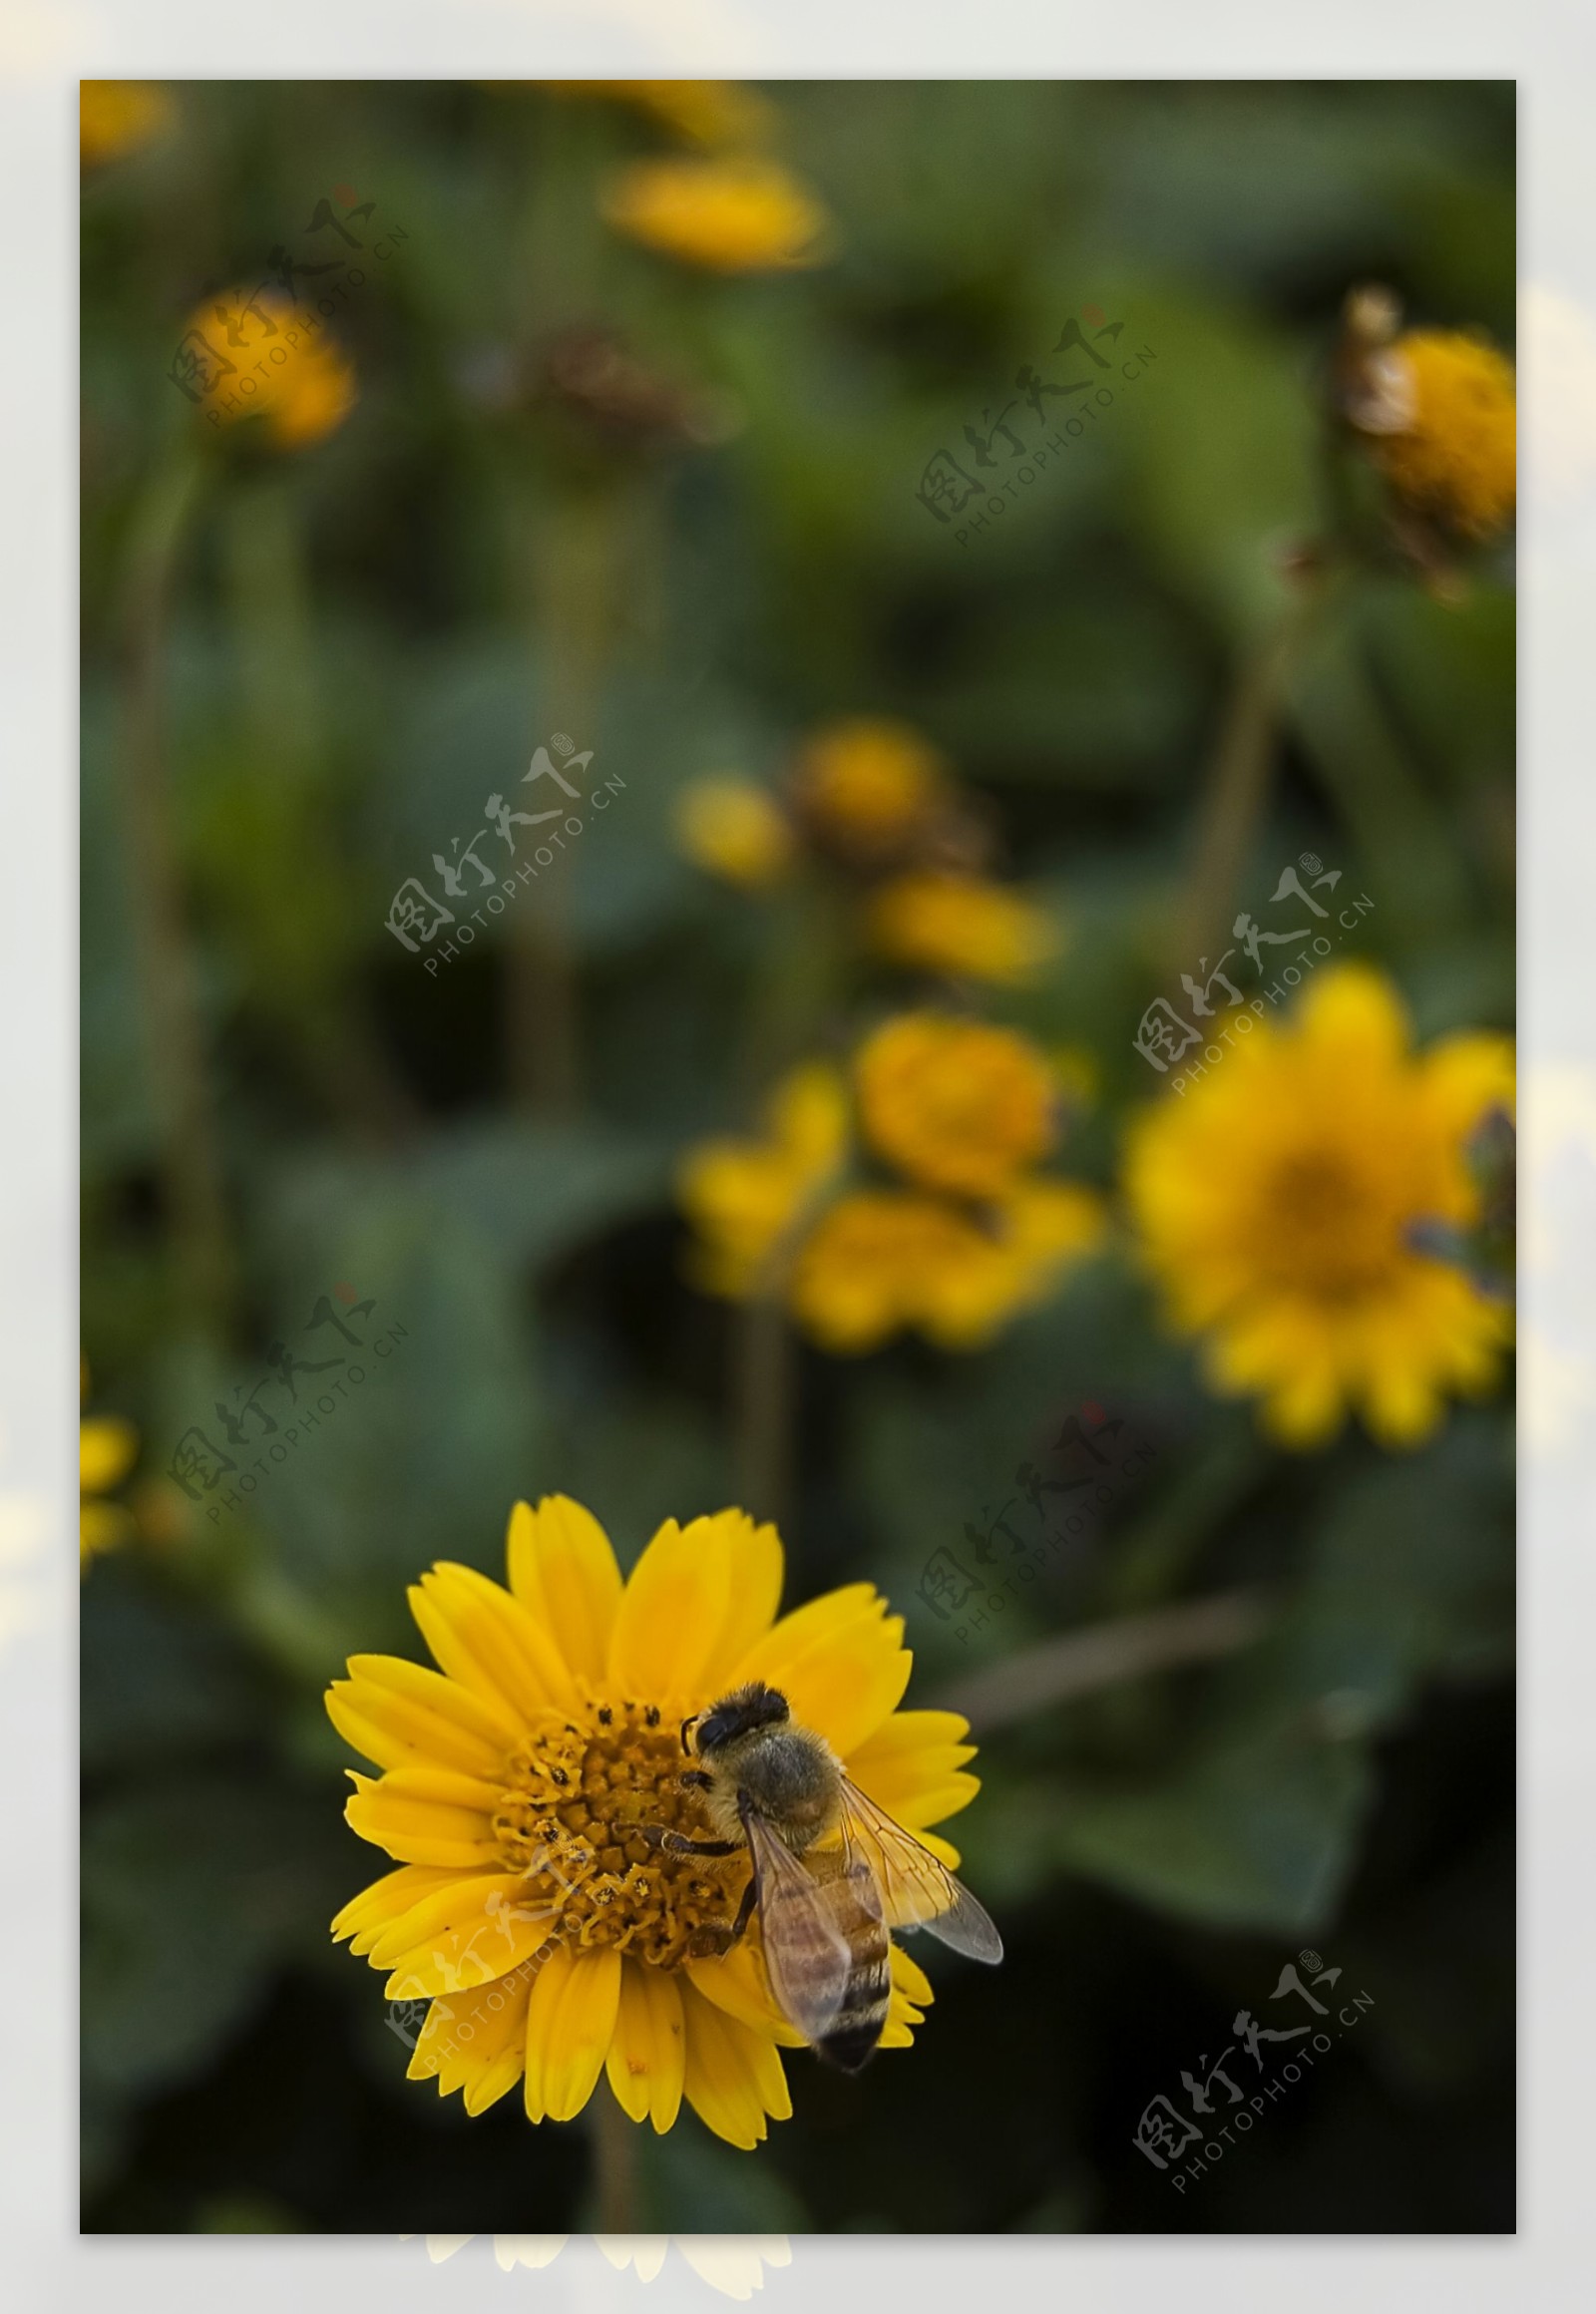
[491,1698,745,1972]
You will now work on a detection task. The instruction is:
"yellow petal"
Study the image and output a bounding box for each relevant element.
[603,1958,686,2130]
[80,1413,138,1497]
[732,1585,912,1755]
[373,1874,560,1997]
[597,2237,669,2279]
[409,1562,581,1720]
[408,1960,538,2115]
[327,1653,519,1778]
[607,1515,735,1699]
[523,1945,622,2123]
[332,1861,469,1948]
[494,2238,568,2270]
[344,1768,501,1868]
[699,1514,785,1692]
[506,1496,624,1687]
[680,1977,791,2149]
[685,1939,805,2047]
[845,1709,979,1824]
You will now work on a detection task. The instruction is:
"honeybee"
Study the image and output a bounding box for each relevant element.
[644,1680,1002,2071]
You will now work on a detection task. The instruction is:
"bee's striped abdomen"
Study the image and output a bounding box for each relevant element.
[812,1850,892,2073]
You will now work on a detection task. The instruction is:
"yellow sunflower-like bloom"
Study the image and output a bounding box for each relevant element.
[543,80,775,150]
[870,871,1057,987]
[676,778,797,890]
[187,288,356,451]
[677,1064,848,1298]
[790,1181,1103,1354]
[855,1013,1057,1200]
[327,1498,982,2148]
[1361,328,1516,541]
[80,1361,138,1569]
[1124,964,1515,1449]
[80,81,174,168]
[793,719,950,858]
[601,158,831,273]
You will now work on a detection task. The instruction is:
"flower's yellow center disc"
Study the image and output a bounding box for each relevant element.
[1261,1150,1397,1298]
[492,1698,745,1971]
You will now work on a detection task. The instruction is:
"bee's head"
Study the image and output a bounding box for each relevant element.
[693,1682,791,1756]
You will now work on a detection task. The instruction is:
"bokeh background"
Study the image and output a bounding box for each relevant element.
[79,79,1514,2235]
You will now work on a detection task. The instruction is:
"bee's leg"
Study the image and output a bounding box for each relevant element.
[726,1875,758,1947]
[679,1769,714,1792]
[638,1824,740,1858]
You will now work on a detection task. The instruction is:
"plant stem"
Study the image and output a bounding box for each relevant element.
[736,1291,795,1529]
[117,442,236,1341]
[934,1590,1269,1732]
[590,2086,637,2234]
[1175,578,1328,970]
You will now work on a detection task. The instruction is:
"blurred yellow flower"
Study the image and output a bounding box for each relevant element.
[856,1013,1057,1200]
[187,288,356,451]
[676,777,796,890]
[870,871,1057,986]
[678,1063,848,1297]
[80,1361,138,1570]
[544,80,775,149]
[80,81,174,168]
[328,1496,979,2145]
[1124,964,1515,1449]
[794,719,950,857]
[1362,329,1517,540]
[790,1181,1102,1353]
[601,158,831,273]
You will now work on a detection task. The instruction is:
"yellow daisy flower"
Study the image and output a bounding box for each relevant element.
[677,1064,848,1299]
[186,288,356,451]
[80,81,174,168]
[1124,964,1515,1448]
[870,871,1057,987]
[80,1361,138,1569]
[1359,328,1516,541]
[793,719,950,859]
[676,777,797,890]
[327,1498,984,2148]
[600,158,831,273]
[856,1012,1058,1201]
[789,1181,1103,1354]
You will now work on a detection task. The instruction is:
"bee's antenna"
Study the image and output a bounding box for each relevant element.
[679,1713,701,1755]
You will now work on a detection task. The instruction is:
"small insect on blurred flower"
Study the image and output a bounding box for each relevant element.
[1124,963,1515,1449]
[855,1013,1057,1201]
[792,719,952,862]
[1341,288,1516,543]
[327,1498,989,2146]
[80,1360,138,1571]
[675,777,797,891]
[601,158,832,273]
[80,81,174,168]
[870,869,1058,987]
[184,287,356,451]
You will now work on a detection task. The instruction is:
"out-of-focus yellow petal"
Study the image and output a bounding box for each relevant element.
[80,1414,138,1497]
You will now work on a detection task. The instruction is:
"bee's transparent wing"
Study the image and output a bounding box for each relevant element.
[741,1804,854,2043]
[836,1777,1003,1962]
